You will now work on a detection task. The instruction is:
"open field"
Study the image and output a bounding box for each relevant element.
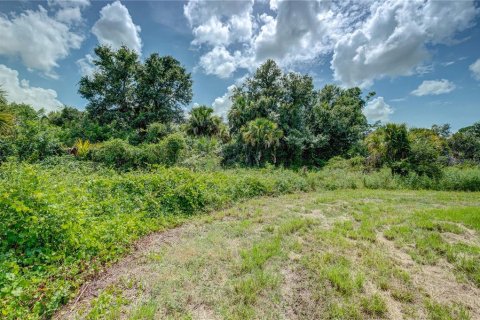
[55,190,480,320]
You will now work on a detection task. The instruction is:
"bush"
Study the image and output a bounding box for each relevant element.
[144,122,174,143]
[0,162,318,319]
[161,133,186,166]
[89,133,186,169]
[90,138,140,169]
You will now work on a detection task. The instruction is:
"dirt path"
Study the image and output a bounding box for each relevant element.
[54,190,480,320]
[55,227,188,319]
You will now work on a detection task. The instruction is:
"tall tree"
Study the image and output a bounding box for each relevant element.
[307,85,369,161]
[78,45,192,131]
[136,54,192,127]
[186,105,222,137]
[241,118,283,166]
[79,45,139,125]
[0,87,13,134]
[449,122,480,163]
[384,123,410,173]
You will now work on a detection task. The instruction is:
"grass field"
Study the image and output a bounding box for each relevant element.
[56,190,480,320]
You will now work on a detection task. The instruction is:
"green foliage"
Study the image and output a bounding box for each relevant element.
[241,118,283,166]
[160,132,186,166]
[408,128,444,178]
[366,123,410,175]
[90,138,140,168]
[144,122,174,143]
[79,46,192,130]
[0,112,14,134]
[89,133,186,169]
[0,103,64,162]
[186,105,223,137]
[136,54,192,126]
[227,60,368,167]
[73,138,91,158]
[308,85,369,161]
[0,162,318,318]
[448,122,480,164]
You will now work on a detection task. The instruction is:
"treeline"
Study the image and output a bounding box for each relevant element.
[0,46,479,176]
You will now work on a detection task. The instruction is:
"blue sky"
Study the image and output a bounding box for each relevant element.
[0,0,479,131]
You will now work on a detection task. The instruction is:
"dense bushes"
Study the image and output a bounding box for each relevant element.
[0,161,314,319]
[89,133,186,169]
[1,157,479,318]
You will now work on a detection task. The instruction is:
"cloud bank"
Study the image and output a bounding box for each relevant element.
[185,0,478,88]
[0,64,62,111]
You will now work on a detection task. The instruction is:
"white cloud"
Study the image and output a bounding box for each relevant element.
[363,97,393,123]
[441,61,455,67]
[333,0,477,87]
[191,16,230,46]
[0,6,85,78]
[411,79,456,96]
[470,58,480,80]
[48,0,90,25]
[199,46,238,78]
[212,84,236,119]
[76,54,95,77]
[184,0,478,87]
[92,1,142,53]
[253,1,344,64]
[184,0,253,47]
[0,64,62,111]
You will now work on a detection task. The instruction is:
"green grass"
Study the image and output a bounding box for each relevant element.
[426,207,480,231]
[1,159,480,319]
[425,301,471,320]
[361,294,388,317]
[0,162,318,319]
[61,189,480,319]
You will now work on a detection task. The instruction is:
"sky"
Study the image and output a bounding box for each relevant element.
[0,0,479,131]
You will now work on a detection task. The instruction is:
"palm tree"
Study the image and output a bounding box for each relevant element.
[187,105,222,137]
[242,118,283,166]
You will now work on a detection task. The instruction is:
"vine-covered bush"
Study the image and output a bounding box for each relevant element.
[0,161,313,319]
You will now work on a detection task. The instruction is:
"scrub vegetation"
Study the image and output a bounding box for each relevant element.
[0,46,479,319]
[56,190,480,320]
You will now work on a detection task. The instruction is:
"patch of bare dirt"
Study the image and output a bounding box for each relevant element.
[280,265,319,319]
[190,303,219,320]
[441,224,479,246]
[303,209,350,227]
[377,234,480,318]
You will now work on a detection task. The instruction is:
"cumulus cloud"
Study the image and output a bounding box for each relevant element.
[48,0,90,25]
[411,79,456,96]
[470,58,480,80]
[0,64,62,111]
[363,97,393,123]
[184,0,478,86]
[184,0,253,47]
[191,16,230,46]
[254,1,345,64]
[199,46,238,78]
[92,1,142,53]
[212,85,236,119]
[332,0,477,87]
[76,54,95,77]
[0,6,85,78]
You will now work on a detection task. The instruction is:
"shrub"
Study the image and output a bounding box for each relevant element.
[0,162,321,319]
[161,133,186,166]
[90,139,139,169]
